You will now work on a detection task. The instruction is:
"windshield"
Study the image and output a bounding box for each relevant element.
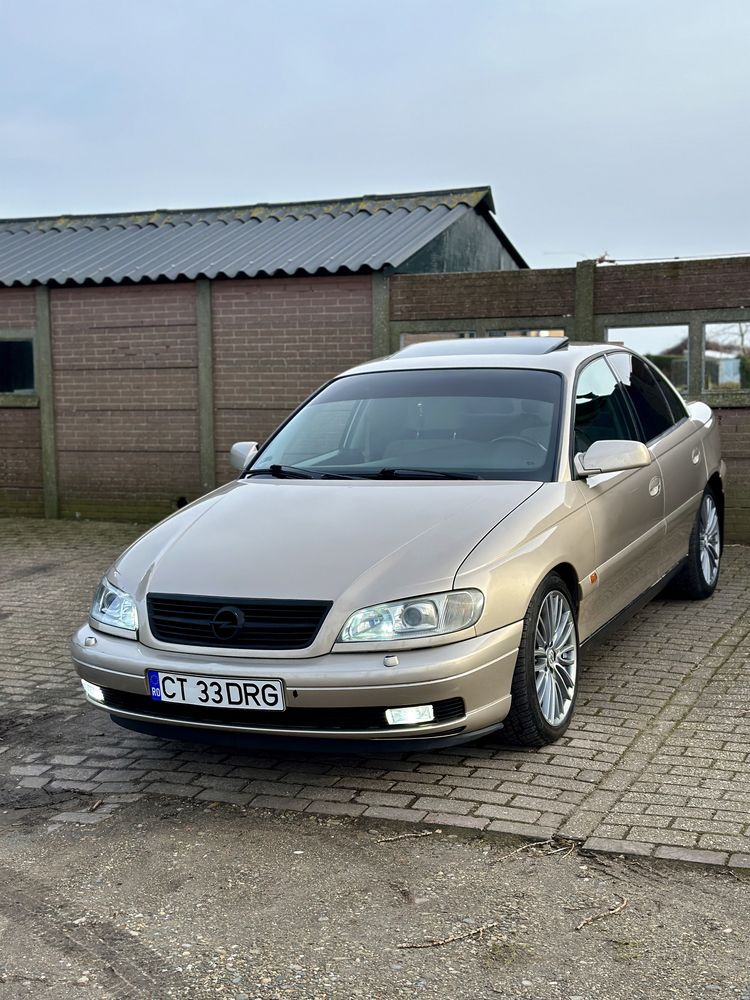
[249,368,562,481]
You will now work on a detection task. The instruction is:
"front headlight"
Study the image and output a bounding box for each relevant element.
[90,577,138,633]
[338,589,484,643]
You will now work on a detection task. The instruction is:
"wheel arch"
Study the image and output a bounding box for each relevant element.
[707,471,725,548]
[546,561,581,613]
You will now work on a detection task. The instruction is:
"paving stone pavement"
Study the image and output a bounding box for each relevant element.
[1,516,749,866]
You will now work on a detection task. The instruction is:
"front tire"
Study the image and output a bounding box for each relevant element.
[502,572,579,748]
[672,488,721,600]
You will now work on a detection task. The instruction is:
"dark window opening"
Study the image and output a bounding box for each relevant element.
[0,340,34,393]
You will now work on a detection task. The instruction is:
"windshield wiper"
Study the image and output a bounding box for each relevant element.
[245,465,479,481]
[367,467,481,480]
[244,465,357,480]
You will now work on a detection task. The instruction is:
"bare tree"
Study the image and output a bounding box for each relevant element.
[705,321,749,354]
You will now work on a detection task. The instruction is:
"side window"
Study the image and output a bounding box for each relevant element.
[574,357,635,454]
[608,352,676,441]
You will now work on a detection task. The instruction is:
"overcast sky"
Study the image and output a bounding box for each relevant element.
[2,0,749,267]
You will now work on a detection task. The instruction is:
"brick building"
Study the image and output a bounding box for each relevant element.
[0,188,525,521]
[1,188,748,541]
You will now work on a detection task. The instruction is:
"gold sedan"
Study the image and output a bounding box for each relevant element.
[72,338,723,748]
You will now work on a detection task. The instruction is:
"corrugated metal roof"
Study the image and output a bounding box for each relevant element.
[0,187,525,287]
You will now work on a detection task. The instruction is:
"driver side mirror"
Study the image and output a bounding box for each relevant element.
[574,439,652,477]
[229,440,258,472]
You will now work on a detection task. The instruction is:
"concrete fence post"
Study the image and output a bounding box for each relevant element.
[372,273,391,358]
[34,286,59,519]
[573,260,597,341]
[196,279,216,494]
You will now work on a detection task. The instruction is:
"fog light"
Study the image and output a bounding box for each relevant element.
[80,679,105,703]
[385,704,435,726]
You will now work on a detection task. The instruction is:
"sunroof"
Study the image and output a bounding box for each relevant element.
[393,336,569,358]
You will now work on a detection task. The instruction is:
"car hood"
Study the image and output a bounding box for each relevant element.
[111,477,540,654]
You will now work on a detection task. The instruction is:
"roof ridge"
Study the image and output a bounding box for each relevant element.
[0,187,492,231]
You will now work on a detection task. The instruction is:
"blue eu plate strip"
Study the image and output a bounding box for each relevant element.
[148,670,161,701]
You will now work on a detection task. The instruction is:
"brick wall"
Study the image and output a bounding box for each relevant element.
[0,289,41,514]
[0,288,35,329]
[212,276,372,481]
[391,268,576,321]
[1,277,374,520]
[50,284,200,521]
[0,408,43,515]
[594,258,750,314]
[716,409,750,542]
[391,257,750,320]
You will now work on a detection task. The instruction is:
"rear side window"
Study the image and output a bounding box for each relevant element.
[574,357,635,453]
[608,352,676,441]
[649,366,687,423]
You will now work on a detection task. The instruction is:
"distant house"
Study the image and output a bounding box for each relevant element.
[0,188,526,520]
[657,333,747,389]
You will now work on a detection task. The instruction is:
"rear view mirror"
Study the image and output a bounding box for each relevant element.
[229,440,258,472]
[574,439,652,477]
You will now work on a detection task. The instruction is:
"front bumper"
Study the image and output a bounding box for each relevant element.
[70,621,522,745]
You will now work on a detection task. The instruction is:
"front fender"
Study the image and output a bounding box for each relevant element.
[454,483,595,635]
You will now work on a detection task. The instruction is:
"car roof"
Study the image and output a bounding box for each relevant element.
[394,336,570,358]
[342,338,618,379]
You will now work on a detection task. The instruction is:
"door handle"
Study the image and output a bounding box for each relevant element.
[648,476,662,497]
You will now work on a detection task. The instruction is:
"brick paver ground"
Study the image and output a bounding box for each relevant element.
[1,517,748,866]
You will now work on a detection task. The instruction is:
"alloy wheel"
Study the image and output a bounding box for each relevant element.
[533,590,577,726]
[699,493,721,586]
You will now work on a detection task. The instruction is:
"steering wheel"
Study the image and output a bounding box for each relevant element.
[489,435,548,455]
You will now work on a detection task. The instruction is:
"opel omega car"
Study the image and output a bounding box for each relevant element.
[71,337,724,748]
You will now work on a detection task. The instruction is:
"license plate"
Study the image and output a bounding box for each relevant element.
[146,671,285,711]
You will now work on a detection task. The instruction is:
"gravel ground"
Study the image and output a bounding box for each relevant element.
[0,797,748,1000]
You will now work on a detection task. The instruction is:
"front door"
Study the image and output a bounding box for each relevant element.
[572,356,666,638]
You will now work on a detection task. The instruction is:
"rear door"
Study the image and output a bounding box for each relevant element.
[608,351,705,573]
[572,356,666,637]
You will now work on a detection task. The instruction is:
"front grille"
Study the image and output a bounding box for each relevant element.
[146,593,332,650]
[101,688,466,732]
